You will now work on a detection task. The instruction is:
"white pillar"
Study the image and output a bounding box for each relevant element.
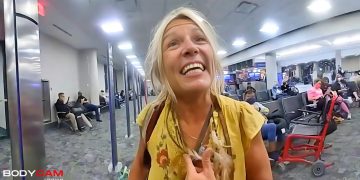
[295,65,300,78]
[79,49,100,105]
[312,62,319,83]
[265,53,278,89]
[335,50,342,73]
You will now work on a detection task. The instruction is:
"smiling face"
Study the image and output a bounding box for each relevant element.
[162,18,214,96]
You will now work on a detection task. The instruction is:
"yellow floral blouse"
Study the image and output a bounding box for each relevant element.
[136,95,264,180]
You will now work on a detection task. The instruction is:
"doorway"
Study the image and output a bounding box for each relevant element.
[0,42,8,138]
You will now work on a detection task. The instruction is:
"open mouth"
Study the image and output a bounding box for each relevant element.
[181,63,205,75]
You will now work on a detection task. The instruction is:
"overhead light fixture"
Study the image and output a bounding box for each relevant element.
[118,42,132,50]
[307,0,331,13]
[126,55,137,59]
[131,61,140,65]
[217,50,227,55]
[277,44,322,57]
[333,34,360,45]
[100,21,123,33]
[232,39,247,47]
[259,22,279,34]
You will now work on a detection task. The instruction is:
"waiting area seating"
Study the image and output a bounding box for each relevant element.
[258,91,349,177]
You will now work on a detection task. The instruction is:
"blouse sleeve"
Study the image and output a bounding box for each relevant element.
[238,101,265,153]
[136,103,153,127]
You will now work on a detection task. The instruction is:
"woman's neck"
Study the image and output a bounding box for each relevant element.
[173,92,213,125]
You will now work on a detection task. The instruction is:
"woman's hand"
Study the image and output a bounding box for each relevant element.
[183,148,216,180]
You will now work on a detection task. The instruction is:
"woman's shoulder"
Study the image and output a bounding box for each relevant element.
[136,99,168,127]
[136,101,157,126]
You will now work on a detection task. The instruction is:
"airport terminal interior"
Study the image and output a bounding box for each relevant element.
[1,0,360,179]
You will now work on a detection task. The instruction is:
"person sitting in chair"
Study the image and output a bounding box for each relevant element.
[99,90,108,106]
[281,81,291,95]
[77,91,102,122]
[244,89,286,161]
[332,74,360,104]
[55,93,81,135]
[72,97,94,130]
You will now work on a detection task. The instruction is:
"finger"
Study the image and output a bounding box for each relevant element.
[201,148,214,170]
[183,154,196,173]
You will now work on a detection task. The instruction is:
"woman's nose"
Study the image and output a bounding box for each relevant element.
[182,38,199,57]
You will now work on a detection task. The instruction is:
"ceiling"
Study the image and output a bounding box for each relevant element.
[37,0,360,69]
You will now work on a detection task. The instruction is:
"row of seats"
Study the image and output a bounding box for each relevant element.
[261,92,313,128]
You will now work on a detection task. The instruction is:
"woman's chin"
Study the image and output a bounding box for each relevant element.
[181,83,211,94]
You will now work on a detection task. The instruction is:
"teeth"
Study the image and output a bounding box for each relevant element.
[181,63,204,74]
[186,68,202,75]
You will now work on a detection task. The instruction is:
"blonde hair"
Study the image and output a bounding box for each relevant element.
[145,7,224,105]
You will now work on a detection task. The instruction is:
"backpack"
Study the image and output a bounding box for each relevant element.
[141,97,232,168]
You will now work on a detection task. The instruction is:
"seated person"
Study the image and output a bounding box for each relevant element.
[72,98,93,129]
[246,82,256,93]
[99,90,108,106]
[77,91,102,122]
[55,93,81,135]
[271,83,286,100]
[120,90,125,100]
[307,80,325,109]
[309,79,351,119]
[320,77,331,94]
[281,81,291,95]
[332,74,360,104]
[307,80,323,102]
[244,89,285,161]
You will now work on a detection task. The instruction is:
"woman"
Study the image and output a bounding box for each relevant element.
[320,77,351,119]
[307,80,323,102]
[129,7,271,180]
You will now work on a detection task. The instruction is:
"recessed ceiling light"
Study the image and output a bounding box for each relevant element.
[307,0,331,13]
[131,61,140,65]
[118,42,132,50]
[126,55,137,59]
[259,22,279,34]
[232,39,247,47]
[217,50,227,55]
[100,21,123,33]
[277,44,322,57]
[333,34,360,45]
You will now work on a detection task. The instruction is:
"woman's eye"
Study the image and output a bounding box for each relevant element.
[167,41,178,48]
[195,36,207,42]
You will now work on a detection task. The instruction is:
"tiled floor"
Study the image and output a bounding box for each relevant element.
[1,97,360,180]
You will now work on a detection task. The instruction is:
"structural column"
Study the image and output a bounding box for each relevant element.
[295,65,301,79]
[335,50,342,73]
[312,62,319,83]
[79,49,100,105]
[265,53,278,89]
[4,0,45,177]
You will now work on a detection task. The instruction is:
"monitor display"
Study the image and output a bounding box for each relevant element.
[224,74,231,80]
